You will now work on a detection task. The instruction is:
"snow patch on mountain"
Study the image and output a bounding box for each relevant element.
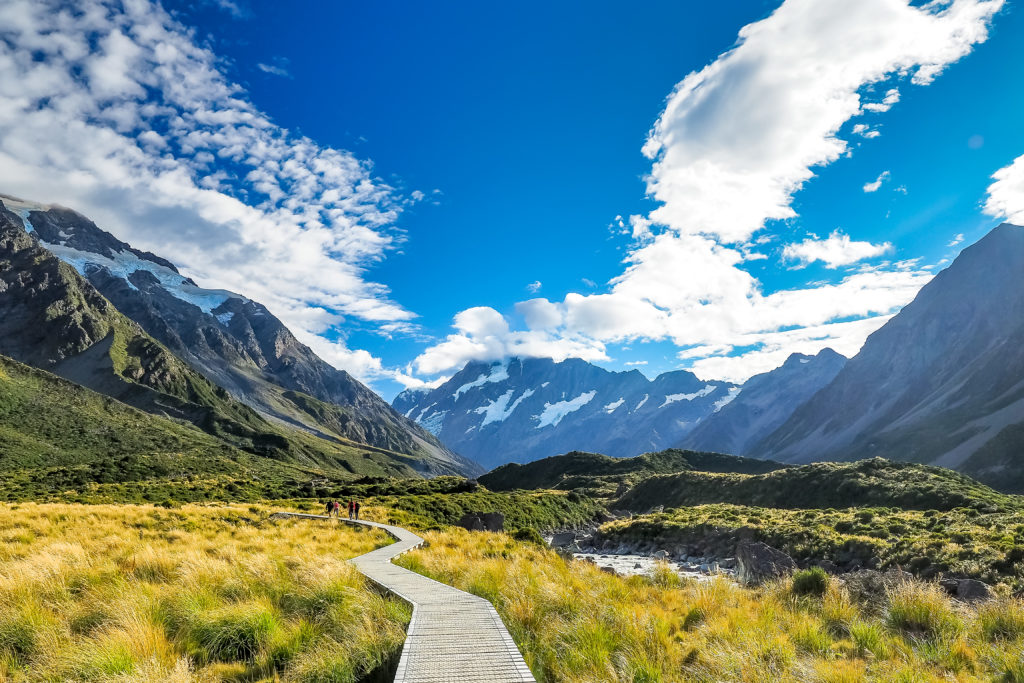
[419,410,447,435]
[661,385,716,408]
[712,387,742,412]
[474,388,536,426]
[634,394,649,411]
[453,362,510,400]
[604,398,625,413]
[535,391,597,429]
[1,195,48,233]
[42,242,243,314]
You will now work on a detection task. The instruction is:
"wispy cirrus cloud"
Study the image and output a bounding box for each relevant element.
[0,0,416,385]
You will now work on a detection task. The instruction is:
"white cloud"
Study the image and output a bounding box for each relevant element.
[0,0,412,385]
[851,123,881,139]
[783,230,893,268]
[862,170,892,193]
[947,233,965,247]
[410,0,997,381]
[862,87,901,112]
[641,0,1001,242]
[526,280,542,293]
[984,154,1024,225]
[256,59,291,78]
[624,360,648,366]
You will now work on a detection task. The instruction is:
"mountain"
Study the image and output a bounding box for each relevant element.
[679,349,847,456]
[392,356,740,469]
[614,457,1018,513]
[0,194,478,477]
[479,448,787,494]
[0,353,436,502]
[755,223,1024,492]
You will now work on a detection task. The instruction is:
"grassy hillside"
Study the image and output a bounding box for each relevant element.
[0,355,445,503]
[399,528,1024,682]
[616,458,1020,513]
[0,503,409,681]
[479,448,786,497]
[600,502,1024,587]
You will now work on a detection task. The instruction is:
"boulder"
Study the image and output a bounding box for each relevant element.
[455,511,505,532]
[735,541,797,586]
[653,550,669,561]
[956,579,992,601]
[549,531,576,548]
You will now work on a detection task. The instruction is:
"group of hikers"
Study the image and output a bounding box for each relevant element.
[325,499,361,520]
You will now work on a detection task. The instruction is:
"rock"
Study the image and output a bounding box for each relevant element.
[840,568,912,610]
[566,543,582,553]
[576,535,594,547]
[816,560,839,574]
[653,550,669,561]
[549,531,576,548]
[735,541,797,586]
[956,579,992,601]
[455,512,504,532]
[709,561,720,573]
[634,562,643,569]
[600,566,617,575]
[939,578,960,594]
[719,557,736,570]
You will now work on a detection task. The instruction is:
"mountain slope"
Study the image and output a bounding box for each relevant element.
[393,357,739,469]
[479,448,787,493]
[680,349,847,456]
[0,353,433,501]
[1,194,477,476]
[615,458,1018,513]
[756,223,1024,492]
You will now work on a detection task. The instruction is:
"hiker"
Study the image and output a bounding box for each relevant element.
[333,500,341,518]
[348,500,354,520]
[325,500,334,517]
[354,501,361,520]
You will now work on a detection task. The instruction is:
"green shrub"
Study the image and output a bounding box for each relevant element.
[510,527,546,547]
[886,583,962,639]
[791,567,829,597]
[978,600,1024,642]
[187,601,280,662]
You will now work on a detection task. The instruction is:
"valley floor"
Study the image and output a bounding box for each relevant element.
[3,502,1024,682]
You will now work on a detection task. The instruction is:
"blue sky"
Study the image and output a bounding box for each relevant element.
[2,0,1023,400]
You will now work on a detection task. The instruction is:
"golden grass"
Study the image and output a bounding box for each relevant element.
[397,528,1024,682]
[0,503,409,682]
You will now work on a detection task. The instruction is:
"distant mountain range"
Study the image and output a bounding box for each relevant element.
[397,222,1024,493]
[0,194,480,480]
[394,356,746,470]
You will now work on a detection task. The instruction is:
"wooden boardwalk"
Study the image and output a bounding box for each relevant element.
[272,513,536,683]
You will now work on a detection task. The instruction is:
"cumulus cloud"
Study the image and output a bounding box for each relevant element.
[783,230,893,268]
[984,154,1024,225]
[412,0,998,381]
[863,170,892,193]
[0,0,413,385]
[641,0,1001,242]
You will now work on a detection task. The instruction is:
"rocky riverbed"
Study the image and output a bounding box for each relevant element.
[571,548,734,580]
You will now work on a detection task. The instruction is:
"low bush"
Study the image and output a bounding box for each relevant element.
[791,567,829,597]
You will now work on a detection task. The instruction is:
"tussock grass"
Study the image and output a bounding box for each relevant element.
[0,503,409,682]
[398,528,1024,682]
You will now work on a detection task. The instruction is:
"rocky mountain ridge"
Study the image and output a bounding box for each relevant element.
[0,194,479,477]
